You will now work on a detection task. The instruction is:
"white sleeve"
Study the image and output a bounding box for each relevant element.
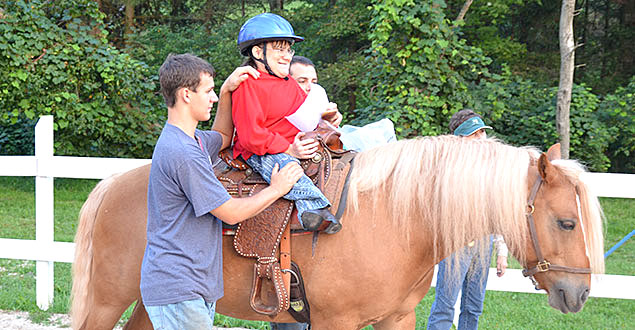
[493,234,508,257]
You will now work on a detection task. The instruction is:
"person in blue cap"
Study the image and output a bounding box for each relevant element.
[427,109,508,330]
[229,13,342,234]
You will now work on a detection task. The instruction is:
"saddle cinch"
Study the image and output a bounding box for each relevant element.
[213,126,355,320]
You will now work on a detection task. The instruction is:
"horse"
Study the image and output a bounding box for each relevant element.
[70,136,604,330]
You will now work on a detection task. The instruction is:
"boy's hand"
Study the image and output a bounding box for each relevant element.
[286,132,319,159]
[221,66,260,93]
[269,162,303,196]
[321,102,343,127]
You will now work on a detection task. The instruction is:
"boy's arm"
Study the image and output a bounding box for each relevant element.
[212,66,260,150]
[210,162,303,224]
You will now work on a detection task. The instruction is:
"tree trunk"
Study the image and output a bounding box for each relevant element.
[621,0,635,73]
[557,0,576,159]
[269,0,283,12]
[455,0,473,22]
[124,3,134,43]
[171,0,184,16]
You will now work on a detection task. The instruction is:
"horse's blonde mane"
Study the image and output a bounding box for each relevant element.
[347,136,606,278]
[348,136,533,269]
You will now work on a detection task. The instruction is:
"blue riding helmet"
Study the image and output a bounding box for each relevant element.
[238,13,304,56]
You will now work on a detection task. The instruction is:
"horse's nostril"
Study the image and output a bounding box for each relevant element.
[559,289,568,308]
[580,289,589,303]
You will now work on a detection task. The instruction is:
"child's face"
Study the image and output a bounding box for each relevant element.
[254,40,293,77]
[189,73,218,122]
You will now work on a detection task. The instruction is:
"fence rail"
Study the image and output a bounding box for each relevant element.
[1,116,633,311]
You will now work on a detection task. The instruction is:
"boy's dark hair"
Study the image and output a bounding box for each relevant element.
[290,55,314,68]
[449,109,481,134]
[159,53,216,108]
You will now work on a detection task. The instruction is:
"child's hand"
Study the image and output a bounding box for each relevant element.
[286,132,319,159]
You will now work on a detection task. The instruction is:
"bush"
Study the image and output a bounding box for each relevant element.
[597,76,635,173]
[125,20,244,84]
[469,73,614,172]
[0,115,36,155]
[0,0,163,158]
[359,0,495,137]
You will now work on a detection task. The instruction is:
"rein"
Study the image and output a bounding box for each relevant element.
[522,176,591,289]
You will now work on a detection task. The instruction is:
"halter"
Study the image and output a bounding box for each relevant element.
[522,176,591,290]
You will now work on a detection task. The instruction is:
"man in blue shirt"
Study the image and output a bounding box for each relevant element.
[140,53,303,330]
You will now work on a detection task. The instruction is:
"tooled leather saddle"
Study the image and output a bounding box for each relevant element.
[212,126,355,318]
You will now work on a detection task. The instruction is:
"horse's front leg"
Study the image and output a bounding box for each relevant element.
[374,266,435,330]
[373,310,417,330]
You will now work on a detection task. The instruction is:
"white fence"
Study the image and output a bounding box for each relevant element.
[0,116,633,311]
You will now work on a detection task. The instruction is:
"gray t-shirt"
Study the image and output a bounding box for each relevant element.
[140,123,231,306]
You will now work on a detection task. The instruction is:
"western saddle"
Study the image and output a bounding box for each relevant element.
[213,126,355,319]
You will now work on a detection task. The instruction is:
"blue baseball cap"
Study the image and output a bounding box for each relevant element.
[453,116,492,136]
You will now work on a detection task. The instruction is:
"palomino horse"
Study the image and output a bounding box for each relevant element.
[70,136,604,329]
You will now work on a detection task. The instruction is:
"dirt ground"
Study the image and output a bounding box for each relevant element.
[0,310,251,330]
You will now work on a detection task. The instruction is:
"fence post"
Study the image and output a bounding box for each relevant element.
[35,115,54,310]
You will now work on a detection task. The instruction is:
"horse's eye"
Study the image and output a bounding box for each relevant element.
[557,219,576,231]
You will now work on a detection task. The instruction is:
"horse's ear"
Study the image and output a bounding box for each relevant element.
[538,152,559,183]
[546,143,561,161]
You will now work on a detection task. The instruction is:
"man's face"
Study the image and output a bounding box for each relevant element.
[189,73,218,122]
[289,63,317,94]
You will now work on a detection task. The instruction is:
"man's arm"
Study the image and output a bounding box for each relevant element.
[210,162,303,224]
[212,66,260,149]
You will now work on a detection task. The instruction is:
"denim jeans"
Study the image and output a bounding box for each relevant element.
[246,153,331,224]
[427,236,493,330]
[270,322,309,330]
[145,298,216,330]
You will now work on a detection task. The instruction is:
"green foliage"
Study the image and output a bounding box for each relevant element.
[446,0,530,69]
[125,20,244,83]
[469,72,614,172]
[0,115,36,155]
[360,0,494,137]
[0,0,163,157]
[285,0,373,117]
[597,76,635,173]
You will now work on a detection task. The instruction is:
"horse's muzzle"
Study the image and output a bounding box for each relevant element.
[548,281,590,313]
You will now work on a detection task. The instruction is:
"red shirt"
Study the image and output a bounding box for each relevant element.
[232,71,307,159]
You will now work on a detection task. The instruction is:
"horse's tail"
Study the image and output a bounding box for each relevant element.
[70,173,120,330]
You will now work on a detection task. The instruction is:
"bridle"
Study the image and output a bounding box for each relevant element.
[522,175,591,290]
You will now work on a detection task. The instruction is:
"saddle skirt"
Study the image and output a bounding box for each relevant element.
[213,127,355,316]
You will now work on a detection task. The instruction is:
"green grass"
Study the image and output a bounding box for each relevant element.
[0,177,633,329]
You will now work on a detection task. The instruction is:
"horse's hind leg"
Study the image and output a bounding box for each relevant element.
[123,300,153,330]
[373,311,416,330]
[80,300,132,330]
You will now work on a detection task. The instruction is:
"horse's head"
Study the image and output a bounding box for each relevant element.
[523,144,604,313]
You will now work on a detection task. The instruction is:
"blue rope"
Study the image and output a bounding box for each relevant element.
[604,229,635,258]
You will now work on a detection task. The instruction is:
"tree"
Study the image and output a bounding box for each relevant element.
[556,0,576,158]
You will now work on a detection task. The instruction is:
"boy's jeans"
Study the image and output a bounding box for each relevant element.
[145,298,216,330]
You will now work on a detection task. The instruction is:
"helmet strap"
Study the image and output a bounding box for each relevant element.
[253,42,289,80]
